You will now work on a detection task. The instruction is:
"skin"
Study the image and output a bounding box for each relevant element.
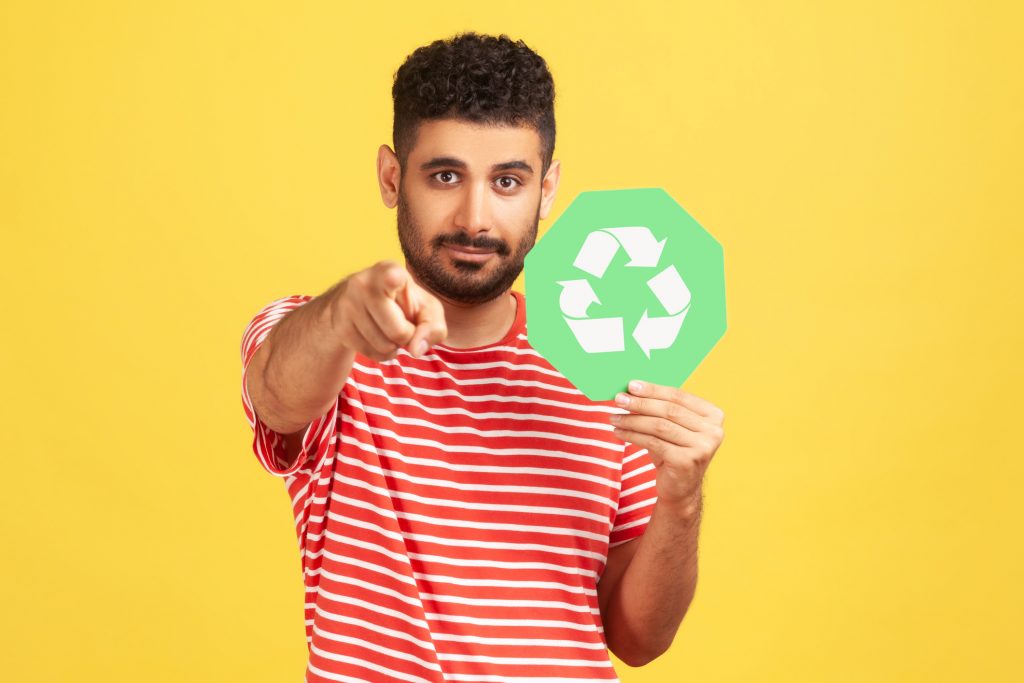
[602,380,725,666]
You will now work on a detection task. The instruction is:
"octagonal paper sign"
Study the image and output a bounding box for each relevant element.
[524,187,726,401]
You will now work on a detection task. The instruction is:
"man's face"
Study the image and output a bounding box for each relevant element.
[395,118,545,305]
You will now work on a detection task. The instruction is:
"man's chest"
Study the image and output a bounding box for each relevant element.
[333,397,622,576]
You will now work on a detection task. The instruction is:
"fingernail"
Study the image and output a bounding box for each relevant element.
[615,393,630,407]
[629,380,643,393]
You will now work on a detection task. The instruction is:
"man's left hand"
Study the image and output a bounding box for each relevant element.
[609,380,725,513]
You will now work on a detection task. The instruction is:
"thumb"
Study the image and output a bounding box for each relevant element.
[408,320,447,357]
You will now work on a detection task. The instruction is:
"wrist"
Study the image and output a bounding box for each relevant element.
[663,489,703,523]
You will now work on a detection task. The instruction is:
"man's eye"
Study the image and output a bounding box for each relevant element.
[496,176,521,190]
[433,170,459,184]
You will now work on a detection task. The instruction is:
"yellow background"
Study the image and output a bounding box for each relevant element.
[2,1,1021,681]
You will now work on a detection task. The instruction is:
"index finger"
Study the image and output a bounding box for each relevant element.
[407,291,448,354]
[376,261,411,300]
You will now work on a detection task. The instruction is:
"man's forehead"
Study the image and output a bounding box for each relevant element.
[410,118,542,169]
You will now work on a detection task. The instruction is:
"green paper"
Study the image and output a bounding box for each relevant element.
[525,187,727,400]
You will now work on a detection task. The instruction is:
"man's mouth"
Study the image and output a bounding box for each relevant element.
[444,244,499,263]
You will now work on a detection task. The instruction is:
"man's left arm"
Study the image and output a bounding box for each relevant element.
[602,379,725,667]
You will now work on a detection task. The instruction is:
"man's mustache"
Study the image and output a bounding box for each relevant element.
[433,231,510,256]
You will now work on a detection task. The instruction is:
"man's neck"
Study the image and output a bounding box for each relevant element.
[415,279,517,349]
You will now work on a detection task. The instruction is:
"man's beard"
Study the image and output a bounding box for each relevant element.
[396,187,539,305]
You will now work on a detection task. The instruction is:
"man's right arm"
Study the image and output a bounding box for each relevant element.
[245,278,355,438]
[243,261,448,467]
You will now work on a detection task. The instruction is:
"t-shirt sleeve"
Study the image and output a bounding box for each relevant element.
[239,295,340,477]
[609,441,659,547]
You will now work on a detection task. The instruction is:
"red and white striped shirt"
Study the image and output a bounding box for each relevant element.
[240,288,659,683]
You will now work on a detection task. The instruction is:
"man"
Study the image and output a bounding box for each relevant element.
[240,31,724,682]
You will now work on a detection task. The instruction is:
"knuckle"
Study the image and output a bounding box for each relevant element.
[381,317,408,342]
[654,419,673,437]
[372,260,403,285]
[394,329,414,346]
[352,275,373,297]
[665,450,685,468]
[347,273,365,292]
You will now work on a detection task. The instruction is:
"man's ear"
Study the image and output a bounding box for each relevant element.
[377,144,401,208]
[538,159,561,220]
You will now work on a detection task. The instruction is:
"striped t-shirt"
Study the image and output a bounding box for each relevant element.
[239,288,659,683]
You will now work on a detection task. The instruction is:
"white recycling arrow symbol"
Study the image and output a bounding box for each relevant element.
[573,226,667,277]
[557,226,691,358]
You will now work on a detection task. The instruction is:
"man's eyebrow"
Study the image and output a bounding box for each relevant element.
[419,156,534,175]
[493,160,535,175]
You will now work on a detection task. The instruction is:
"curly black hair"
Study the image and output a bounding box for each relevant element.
[391,32,556,179]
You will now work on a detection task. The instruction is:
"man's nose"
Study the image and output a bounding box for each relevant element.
[454,181,492,235]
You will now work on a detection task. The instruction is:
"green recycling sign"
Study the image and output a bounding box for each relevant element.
[524,188,726,400]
